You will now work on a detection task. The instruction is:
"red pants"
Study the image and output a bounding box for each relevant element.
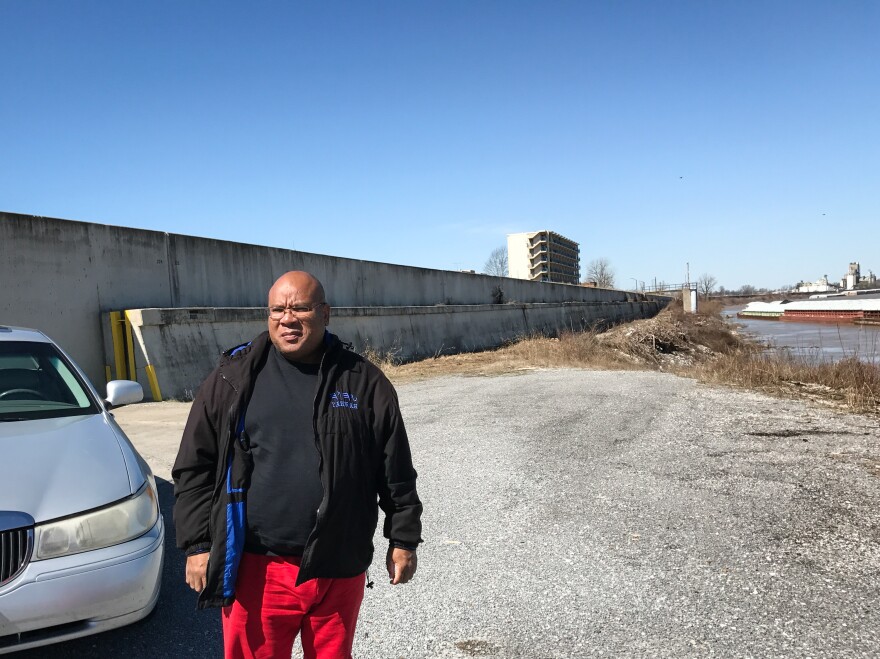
[222,553,366,659]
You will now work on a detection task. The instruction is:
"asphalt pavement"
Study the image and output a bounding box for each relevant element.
[21,369,880,658]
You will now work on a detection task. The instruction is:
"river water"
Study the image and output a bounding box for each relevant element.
[723,305,880,365]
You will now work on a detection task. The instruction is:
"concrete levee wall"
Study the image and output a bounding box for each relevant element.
[2,212,668,387]
[117,299,667,400]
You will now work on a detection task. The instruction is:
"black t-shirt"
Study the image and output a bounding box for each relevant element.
[243,346,323,556]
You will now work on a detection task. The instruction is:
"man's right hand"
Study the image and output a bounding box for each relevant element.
[185,553,209,593]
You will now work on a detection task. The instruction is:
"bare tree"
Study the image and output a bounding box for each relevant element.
[483,246,508,277]
[585,258,615,288]
[697,273,717,298]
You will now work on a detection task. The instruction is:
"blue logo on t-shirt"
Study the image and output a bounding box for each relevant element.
[330,391,358,410]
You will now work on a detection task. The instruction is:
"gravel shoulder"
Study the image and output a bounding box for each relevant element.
[357,369,879,658]
[37,369,880,658]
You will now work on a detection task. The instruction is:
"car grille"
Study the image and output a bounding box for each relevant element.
[1,526,33,586]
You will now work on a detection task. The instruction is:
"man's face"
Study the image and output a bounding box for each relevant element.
[267,274,331,363]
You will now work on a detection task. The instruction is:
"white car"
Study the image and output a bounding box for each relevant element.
[0,326,164,654]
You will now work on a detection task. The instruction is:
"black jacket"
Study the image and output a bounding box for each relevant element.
[172,331,423,609]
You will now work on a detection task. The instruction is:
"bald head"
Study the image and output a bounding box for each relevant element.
[267,271,330,363]
[268,271,326,305]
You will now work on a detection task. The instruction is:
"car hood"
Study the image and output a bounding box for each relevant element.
[0,414,134,523]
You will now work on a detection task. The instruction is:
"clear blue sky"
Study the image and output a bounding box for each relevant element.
[2,1,877,291]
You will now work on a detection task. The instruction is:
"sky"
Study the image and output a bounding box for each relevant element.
[1,1,878,291]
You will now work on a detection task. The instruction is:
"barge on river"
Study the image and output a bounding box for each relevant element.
[738,299,880,324]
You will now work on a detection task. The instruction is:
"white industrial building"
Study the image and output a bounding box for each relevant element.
[794,276,838,294]
[507,230,580,284]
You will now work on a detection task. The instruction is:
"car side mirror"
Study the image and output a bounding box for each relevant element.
[105,380,144,408]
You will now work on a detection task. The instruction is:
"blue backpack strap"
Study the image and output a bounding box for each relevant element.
[224,341,252,358]
[222,406,248,599]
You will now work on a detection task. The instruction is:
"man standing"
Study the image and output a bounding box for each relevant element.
[172,271,423,659]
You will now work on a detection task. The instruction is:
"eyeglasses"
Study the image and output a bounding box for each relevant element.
[267,303,326,320]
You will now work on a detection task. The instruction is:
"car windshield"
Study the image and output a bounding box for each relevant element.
[0,341,100,421]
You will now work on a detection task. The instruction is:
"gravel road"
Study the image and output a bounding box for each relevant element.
[21,369,880,658]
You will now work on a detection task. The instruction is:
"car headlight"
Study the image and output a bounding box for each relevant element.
[33,481,159,560]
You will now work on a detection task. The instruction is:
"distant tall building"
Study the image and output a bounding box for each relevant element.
[507,230,580,284]
[845,262,861,290]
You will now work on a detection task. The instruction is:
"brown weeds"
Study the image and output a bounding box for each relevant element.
[372,329,639,383]
[696,348,880,414]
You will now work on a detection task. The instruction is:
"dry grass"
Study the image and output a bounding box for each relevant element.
[366,329,640,383]
[694,348,880,414]
[368,301,880,416]
[368,303,729,381]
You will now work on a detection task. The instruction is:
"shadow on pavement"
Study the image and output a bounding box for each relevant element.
[14,478,223,658]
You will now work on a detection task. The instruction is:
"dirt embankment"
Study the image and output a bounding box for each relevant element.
[380,303,737,379]
[379,302,880,417]
[592,303,741,369]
